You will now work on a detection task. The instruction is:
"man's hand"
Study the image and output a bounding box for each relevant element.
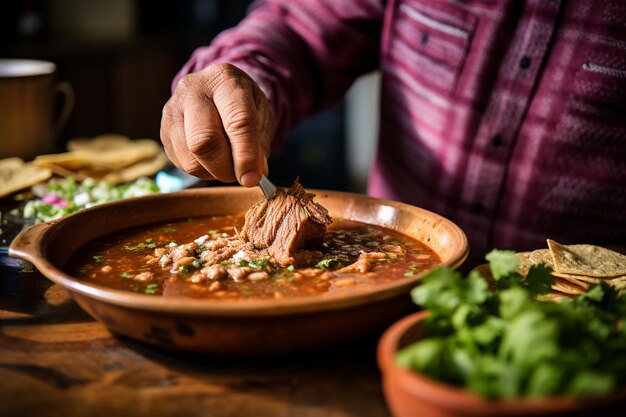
[160,63,272,187]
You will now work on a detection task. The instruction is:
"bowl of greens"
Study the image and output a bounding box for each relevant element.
[377,250,626,417]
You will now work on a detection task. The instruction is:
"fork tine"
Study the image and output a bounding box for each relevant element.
[258,175,278,199]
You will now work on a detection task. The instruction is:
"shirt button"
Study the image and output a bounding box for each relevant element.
[421,32,429,45]
[519,56,531,70]
[490,134,503,148]
[470,201,485,214]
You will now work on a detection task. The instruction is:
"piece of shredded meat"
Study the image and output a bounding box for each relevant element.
[240,178,332,267]
[145,179,336,283]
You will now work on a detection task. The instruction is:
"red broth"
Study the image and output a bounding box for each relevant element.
[68,215,441,299]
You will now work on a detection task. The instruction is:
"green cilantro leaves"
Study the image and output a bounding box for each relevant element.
[397,249,626,399]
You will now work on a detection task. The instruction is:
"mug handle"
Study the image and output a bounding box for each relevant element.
[51,81,75,139]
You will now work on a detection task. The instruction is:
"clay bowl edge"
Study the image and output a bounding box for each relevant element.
[377,311,626,417]
[9,186,469,354]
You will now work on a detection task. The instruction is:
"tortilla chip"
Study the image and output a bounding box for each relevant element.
[610,277,626,291]
[536,292,571,303]
[0,157,24,171]
[33,152,92,170]
[528,249,554,269]
[33,135,168,183]
[551,276,587,296]
[553,273,591,290]
[36,136,160,172]
[547,239,626,278]
[552,271,601,285]
[34,157,111,181]
[102,152,168,184]
[67,134,133,151]
[515,251,534,277]
[70,137,160,170]
[0,158,52,198]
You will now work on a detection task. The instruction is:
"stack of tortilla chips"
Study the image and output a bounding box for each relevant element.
[0,158,53,198]
[517,239,626,298]
[34,134,168,184]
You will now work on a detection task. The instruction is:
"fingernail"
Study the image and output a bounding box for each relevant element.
[240,171,260,187]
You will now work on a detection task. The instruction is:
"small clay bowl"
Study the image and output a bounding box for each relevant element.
[378,311,626,417]
[10,187,468,355]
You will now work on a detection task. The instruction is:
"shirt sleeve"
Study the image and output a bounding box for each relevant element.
[173,0,384,149]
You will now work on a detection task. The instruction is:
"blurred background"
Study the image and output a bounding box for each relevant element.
[0,0,379,192]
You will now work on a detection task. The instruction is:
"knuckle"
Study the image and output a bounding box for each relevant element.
[187,128,223,156]
[209,63,241,81]
[181,157,205,177]
[176,74,196,93]
[224,108,255,134]
[207,64,252,94]
[161,100,179,121]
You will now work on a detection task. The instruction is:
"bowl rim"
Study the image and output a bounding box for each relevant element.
[377,310,626,414]
[10,187,469,317]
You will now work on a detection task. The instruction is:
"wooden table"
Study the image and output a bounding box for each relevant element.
[0,258,393,417]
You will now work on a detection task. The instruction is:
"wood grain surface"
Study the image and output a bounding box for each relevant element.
[0,261,393,417]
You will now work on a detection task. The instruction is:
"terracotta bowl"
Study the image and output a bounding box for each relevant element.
[9,187,468,355]
[378,311,626,417]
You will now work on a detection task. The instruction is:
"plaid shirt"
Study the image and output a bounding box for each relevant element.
[175,0,626,255]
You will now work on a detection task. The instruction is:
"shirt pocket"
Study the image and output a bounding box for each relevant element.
[389,0,477,94]
[557,47,626,145]
[571,58,626,119]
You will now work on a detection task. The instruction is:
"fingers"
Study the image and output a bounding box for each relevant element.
[183,95,235,182]
[161,93,216,180]
[211,67,264,187]
[160,63,273,186]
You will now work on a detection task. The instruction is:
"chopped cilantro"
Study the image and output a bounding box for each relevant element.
[404,264,421,277]
[22,176,160,223]
[239,260,249,267]
[248,259,269,269]
[287,265,295,272]
[397,249,626,399]
[179,264,190,273]
[161,227,176,234]
[120,272,134,279]
[144,283,159,294]
[146,243,157,249]
[124,245,142,252]
[130,284,140,292]
[92,255,103,263]
[353,231,376,240]
[315,257,341,270]
[525,264,553,296]
[208,229,220,236]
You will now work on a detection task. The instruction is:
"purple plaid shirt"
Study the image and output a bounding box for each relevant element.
[175,0,626,255]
